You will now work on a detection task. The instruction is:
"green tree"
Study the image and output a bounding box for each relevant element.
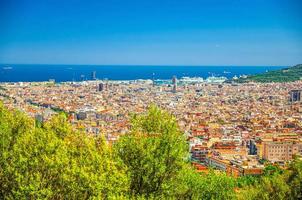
[43,112,73,139]
[263,164,283,176]
[238,173,290,200]
[172,167,237,200]
[238,159,302,200]
[287,157,302,199]
[114,105,188,197]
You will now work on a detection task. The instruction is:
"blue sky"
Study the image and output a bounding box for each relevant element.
[0,0,301,66]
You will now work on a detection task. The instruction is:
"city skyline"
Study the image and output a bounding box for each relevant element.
[1,0,302,66]
[1,1,302,197]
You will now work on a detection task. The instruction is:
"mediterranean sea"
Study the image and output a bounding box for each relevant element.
[0,64,285,82]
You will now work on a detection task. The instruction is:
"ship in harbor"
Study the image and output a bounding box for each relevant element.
[205,76,227,83]
[154,76,227,85]
[179,76,204,84]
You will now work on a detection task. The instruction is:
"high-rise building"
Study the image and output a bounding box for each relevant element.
[152,73,155,87]
[248,140,257,155]
[98,83,104,92]
[172,76,177,93]
[91,71,96,80]
[80,74,85,81]
[289,90,301,103]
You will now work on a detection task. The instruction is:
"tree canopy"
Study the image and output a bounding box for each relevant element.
[0,103,128,199]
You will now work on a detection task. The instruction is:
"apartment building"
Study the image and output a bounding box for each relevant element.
[262,141,302,162]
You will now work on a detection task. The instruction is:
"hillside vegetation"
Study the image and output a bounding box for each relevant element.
[236,64,302,83]
[0,102,302,199]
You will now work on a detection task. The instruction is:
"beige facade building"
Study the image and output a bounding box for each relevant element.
[262,141,302,162]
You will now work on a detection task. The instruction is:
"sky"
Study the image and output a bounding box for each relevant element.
[0,0,301,66]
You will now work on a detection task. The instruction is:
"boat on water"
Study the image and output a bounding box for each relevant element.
[155,76,226,85]
[232,75,239,80]
[179,76,204,83]
[206,76,227,83]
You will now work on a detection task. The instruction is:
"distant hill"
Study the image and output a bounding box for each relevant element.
[236,64,302,83]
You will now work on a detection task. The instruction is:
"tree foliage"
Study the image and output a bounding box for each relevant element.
[172,167,237,200]
[238,158,302,200]
[114,105,188,197]
[0,103,128,199]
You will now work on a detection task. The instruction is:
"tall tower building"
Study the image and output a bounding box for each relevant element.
[289,90,301,103]
[91,71,96,80]
[98,83,104,92]
[152,73,155,87]
[172,76,177,93]
[80,74,85,81]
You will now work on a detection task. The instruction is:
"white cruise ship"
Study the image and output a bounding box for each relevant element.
[179,77,204,83]
[205,76,227,83]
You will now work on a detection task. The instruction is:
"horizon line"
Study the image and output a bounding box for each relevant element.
[0,63,294,67]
